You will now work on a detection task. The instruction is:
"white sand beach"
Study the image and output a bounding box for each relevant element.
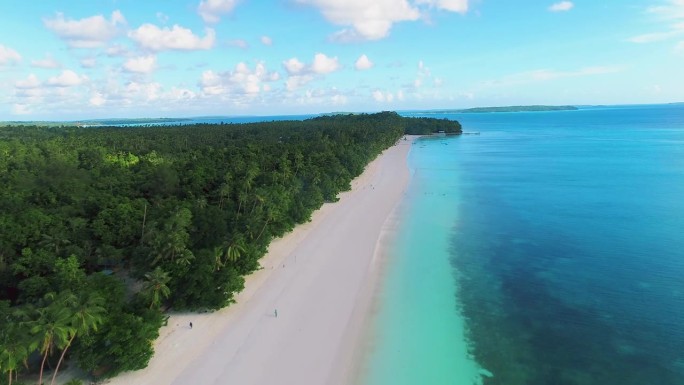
[103,137,414,385]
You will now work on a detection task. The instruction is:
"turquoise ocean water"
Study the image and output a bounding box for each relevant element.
[364,104,684,385]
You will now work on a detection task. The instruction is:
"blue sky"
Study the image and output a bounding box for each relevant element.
[0,0,682,120]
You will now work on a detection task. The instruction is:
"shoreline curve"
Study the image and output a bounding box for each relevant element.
[103,136,416,385]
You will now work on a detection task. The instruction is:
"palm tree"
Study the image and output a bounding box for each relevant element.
[217,181,231,209]
[173,249,194,267]
[38,234,71,255]
[150,208,193,266]
[0,323,31,385]
[195,197,208,209]
[49,292,105,385]
[212,246,225,271]
[225,239,246,264]
[142,267,171,309]
[29,292,72,385]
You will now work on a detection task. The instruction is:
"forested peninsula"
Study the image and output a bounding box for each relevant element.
[0,112,460,384]
[456,105,577,113]
[419,105,578,114]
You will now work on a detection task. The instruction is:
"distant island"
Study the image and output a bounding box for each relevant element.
[417,105,579,114]
[79,117,194,126]
[0,117,193,127]
[460,105,578,113]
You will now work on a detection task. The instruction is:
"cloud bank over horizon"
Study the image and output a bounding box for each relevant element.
[0,1,681,120]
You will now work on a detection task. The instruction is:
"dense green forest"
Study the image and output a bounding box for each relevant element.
[0,112,460,384]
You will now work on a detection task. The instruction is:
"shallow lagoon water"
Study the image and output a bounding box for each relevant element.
[365,105,684,385]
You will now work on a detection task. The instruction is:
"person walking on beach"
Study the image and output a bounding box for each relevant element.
[189,322,193,329]
[274,309,278,318]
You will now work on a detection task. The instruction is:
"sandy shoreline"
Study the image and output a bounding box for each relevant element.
[103,136,415,385]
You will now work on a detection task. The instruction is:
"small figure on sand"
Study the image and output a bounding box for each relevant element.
[274,309,278,318]
[189,322,193,329]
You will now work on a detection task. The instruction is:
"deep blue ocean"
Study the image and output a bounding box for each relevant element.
[371,104,684,385]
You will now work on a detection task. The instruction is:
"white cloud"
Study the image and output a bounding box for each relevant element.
[15,74,41,89]
[0,44,21,65]
[129,24,215,51]
[199,61,280,96]
[90,92,106,106]
[282,53,340,91]
[126,81,162,101]
[261,36,273,45]
[410,60,432,89]
[297,0,470,40]
[123,55,157,74]
[331,94,348,105]
[12,104,31,115]
[628,29,684,43]
[13,84,46,99]
[234,62,264,93]
[297,0,420,40]
[31,54,61,69]
[418,60,430,75]
[199,70,223,95]
[198,72,219,86]
[288,87,350,107]
[198,0,239,23]
[44,10,126,48]
[283,58,306,75]
[629,1,684,46]
[168,87,198,101]
[647,0,684,20]
[355,54,374,70]
[81,57,97,68]
[47,70,88,87]
[106,44,131,57]
[549,1,574,12]
[10,71,206,117]
[312,53,339,74]
[415,0,468,13]
[91,79,199,111]
[373,90,392,102]
[286,75,315,91]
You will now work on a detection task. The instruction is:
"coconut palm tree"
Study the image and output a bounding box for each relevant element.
[212,246,225,271]
[149,208,193,266]
[29,292,72,385]
[49,292,105,385]
[225,239,246,264]
[213,238,245,271]
[0,323,31,385]
[141,267,171,309]
[38,234,71,255]
[217,181,231,209]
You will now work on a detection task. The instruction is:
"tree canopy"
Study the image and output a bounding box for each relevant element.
[0,111,460,383]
